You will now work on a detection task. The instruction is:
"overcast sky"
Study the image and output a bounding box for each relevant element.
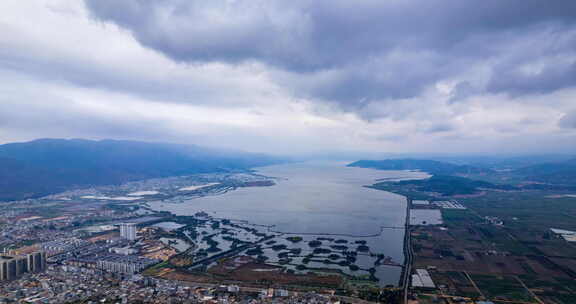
[1,0,575,155]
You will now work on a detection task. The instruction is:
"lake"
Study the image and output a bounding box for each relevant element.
[148,161,429,285]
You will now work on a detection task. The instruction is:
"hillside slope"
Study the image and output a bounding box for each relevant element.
[0,139,284,201]
[347,159,492,175]
[514,158,576,185]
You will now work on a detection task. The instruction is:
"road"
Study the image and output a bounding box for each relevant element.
[464,271,486,299]
[401,198,413,304]
[514,276,545,304]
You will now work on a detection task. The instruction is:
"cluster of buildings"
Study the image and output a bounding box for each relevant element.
[45,232,161,275]
[550,228,576,242]
[411,268,436,289]
[412,200,467,210]
[96,254,159,274]
[0,251,46,281]
[412,200,431,206]
[484,216,504,226]
[0,264,343,304]
[40,238,89,256]
[120,222,137,241]
[0,201,144,255]
[432,200,467,210]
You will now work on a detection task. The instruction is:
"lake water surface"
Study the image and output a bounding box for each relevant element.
[148,161,429,285]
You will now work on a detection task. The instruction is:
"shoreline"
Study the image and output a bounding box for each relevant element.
[399,196,412,303]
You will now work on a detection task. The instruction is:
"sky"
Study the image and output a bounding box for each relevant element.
[1,0,575,155]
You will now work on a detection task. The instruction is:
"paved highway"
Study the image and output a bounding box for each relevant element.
[401,198,413,304]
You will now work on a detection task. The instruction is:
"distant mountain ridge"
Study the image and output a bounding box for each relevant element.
[349,157,576,197]
[0,138,285,201]
[347,159,492,175]
[514,158,576,185]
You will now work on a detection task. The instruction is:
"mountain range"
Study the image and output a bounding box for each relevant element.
[0,138,284,201]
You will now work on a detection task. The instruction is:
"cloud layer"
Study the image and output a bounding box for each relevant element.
[84,0,576,105]
[0,0,575,154]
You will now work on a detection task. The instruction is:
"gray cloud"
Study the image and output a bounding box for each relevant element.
[449,82,481,103]
[0,38,273,108]
[559,111,576,129]
[277,51,456,109]
[488,61,576,96]
[84,0,576,70]
[426,123,455,134]
[83,0,576,109]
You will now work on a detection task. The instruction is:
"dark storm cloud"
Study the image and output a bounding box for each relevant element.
[83,0,576,108]
[487,61,576,96]
[278,51,457,109]
[83,0,576,70]
[425,123,455,134]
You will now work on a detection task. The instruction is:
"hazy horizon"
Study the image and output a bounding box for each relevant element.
[1,137,575,160]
